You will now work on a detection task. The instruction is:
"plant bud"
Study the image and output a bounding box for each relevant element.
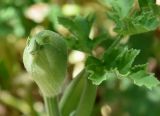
[23,30,67,97]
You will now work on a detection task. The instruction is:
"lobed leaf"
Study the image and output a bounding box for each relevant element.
[85,39,160,88]
[58,15,95,53]
[106,0,160,35]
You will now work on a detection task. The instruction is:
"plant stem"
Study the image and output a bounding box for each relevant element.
[75,79,97,116]
[60,70,86,116]
[44,96,61,116]
[107,36,121,53]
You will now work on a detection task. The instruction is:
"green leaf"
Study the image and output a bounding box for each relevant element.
[48,5,62,28]
[58,17,78,37]
[127,64,160,89]
[113,48,140,74]
[74,16,91,39]
[102,0,134,18]
[107,0,160,35]
[86,45,140,85]
[58,15,95,53]
[103,47,124,68]
[114,10,159,35]
[58,15,94,39]
[103,46,140,74]
[129,70,160,89]
[87,65,106,85]
[86,56,106,85]
[85,39,159,88]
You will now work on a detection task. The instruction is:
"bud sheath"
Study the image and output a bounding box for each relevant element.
[23,30,67,97]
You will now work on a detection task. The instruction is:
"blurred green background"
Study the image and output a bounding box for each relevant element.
[0,0,160,116]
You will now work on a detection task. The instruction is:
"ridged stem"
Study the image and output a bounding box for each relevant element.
[44,96,61,116]
[60,70,86,116]
[75,79,97,116]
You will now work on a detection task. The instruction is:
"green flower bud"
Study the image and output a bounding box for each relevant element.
[23,30,67,97]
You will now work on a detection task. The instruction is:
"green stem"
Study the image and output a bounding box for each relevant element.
[75,79,97,116]
[44,96,61,116]
[60,70,86,116]
[107,36,121,53]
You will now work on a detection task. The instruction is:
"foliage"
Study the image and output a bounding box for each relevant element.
[103,0,160,35]
[0,0,160,116]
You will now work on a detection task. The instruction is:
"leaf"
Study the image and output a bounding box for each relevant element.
[86,56,113,85]
[74,16,91,39]
[129,70,160,89]
[86,56,106,85]
[86,44,140,85]
[87,67,107,85]
[126,64,160,89]
[48,5,62,28]
[107,0,160,35]
[85,39,160,88]
[58,17,78,37]
[102,0,134,18]
[58,15,94,39]
[103,47,124,68]
[58,15,95,53]
[113,48,140,74]
[115,10,159,35]
[103,46,140,74]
